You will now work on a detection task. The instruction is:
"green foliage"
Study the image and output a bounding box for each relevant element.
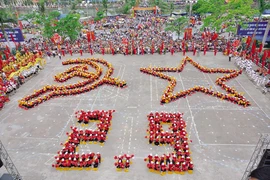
[258,0,266,15]
[118,0,135,15]
[21,12,38,24]
[23,0,33,6]
[130,0,136,7]
[192,0,224,14]
[38,0,46,16]
[122,4,131,14]
[0,9,17,25]
[55,13,82,42]
[0,9,18,45]
[165,16,188,38]
[102,0,109,16]
[39,11,60,39]
[94,11,104,21]
[150,0,169,14]
[198,0,259,33]
[169,3,175,15]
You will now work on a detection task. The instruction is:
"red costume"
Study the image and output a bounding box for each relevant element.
[61,50,65,56]
[170,47,174,55]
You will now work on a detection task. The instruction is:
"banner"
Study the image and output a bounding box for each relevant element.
[237,22,270,41]
[0,28,24,42]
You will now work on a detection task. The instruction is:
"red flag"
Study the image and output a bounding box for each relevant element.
[91,32,95,41]
[258,44,263,53]
[251,40,256,54]
[227,41,230,49]
[87,32,91,43]
[202,32,205,39]
[0,59,2,71]
[232,40,240,47]
[246,36,252,46]
[212,33,218,41]
[182,40,185,50]
[261,50,267,68]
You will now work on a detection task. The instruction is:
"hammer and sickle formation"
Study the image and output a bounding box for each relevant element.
[18,58,127,109]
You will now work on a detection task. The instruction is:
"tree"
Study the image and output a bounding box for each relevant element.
[41,11,61,39]
[165,16,188,39]
[169,2,175,16]
[150,0,169,14]
[70,0,83,13]
[21,12,39,24]
[102,0,109,16]
[0,9,17,48]
[197,0,259,34]
[117,0,135,15]
[94,10,104,22]
[55,13,82,42]
[38,0,46,17]
[192,0,224,15]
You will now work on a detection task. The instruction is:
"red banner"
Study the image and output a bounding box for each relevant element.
[184,28,192,40]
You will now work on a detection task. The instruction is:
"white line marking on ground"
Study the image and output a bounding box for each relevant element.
[128,117,134,154]
[235,79,270,120]
[178,73,202,145]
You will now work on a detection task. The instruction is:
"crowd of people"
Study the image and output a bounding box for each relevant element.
[0,49,44,109]
[52,110,115,169]
[18,58,127,109]
[145,112,193,174]
[140,56,251,107]
[16,14,238,58]
[114,154,134,171]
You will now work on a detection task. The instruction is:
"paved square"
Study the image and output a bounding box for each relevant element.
[0,52,270,180]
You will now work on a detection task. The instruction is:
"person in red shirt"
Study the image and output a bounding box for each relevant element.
[133,48,137,55]
[125,159,130,168]
[79,49,83,56]
[101,48,105,55]
[90,48,93,55]
[69,49,73,56]
[96,152,101,163]
[155,162,160,171]
[61,49,65,56]
[93,158,99,168]
[147,161,155,170]
[161,163,167,172]
[170,47,174,55]
[141,46,144,55]
[111,48,115,55]
[125,47,129,55]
